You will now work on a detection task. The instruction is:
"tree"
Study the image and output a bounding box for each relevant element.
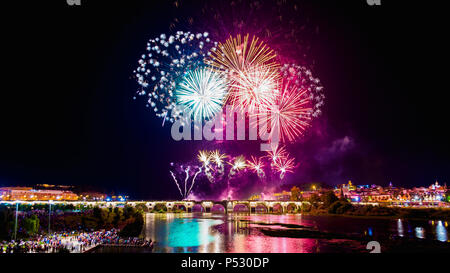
[113,207,123,226]
[328,200,353,214]
[0,207,14,240]
[153,203,167,213]
[290,186,302,201]
[445,190,450,203]
[123,206,137,219]
[301,202,312,212]
[321,191,339,208]
[308,193,321,205]
[93,207,110,227]
[134,203,149,212]
[119,212,144,238]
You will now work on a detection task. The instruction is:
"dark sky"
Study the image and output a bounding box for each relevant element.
[1,0,448,200]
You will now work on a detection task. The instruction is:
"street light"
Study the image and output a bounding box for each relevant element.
[48,200,53,234]
[13,201,19,241]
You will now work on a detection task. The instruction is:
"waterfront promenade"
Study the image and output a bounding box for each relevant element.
[2,230,118,253]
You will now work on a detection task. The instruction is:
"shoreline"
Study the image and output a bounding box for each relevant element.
[301,212,447,221]
[147,210,450,221]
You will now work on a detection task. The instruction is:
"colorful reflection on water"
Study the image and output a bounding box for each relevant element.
[144,213,449,253]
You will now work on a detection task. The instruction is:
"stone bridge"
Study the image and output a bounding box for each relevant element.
[1,200,310,213]
[127,200,309,213]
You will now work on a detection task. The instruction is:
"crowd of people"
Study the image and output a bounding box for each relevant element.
[1,229,153,253]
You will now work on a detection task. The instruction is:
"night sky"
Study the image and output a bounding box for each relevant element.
[1,0,448,200]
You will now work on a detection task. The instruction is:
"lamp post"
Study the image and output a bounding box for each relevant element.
[48,200,53,234]
[13,202,19,241]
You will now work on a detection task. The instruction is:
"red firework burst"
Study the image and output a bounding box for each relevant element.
[228,65,279,113]
[259,80,312,143]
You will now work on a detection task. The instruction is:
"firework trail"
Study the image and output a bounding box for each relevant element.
[169,170,183,197]
[170,148,298,200]
[189,167,203,195]
[170,164,202,199]
[184,166,190,197]
[223,155,246,199]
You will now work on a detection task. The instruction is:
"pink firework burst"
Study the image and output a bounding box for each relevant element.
[247,156,265,173]
[259,80,313,143]
[274,154,296,178]
[265,145,288,164]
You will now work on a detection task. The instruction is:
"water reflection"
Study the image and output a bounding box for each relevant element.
[397,219,404,237]
[415,227,425,239]
[436,221,448,242]
[145,213,320,253]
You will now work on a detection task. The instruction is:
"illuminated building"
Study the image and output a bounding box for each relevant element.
[0,187,78,201]
[347,181,356,191]
[109,195,129,202]
[79,192,107,201]
[272,191,291,201]
[249,194,262,201]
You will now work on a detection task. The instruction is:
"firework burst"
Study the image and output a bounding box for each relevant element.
[259,79,313,143]
[197,150,211,166]
[247,156,265,178]
[207,34,279,74]
[281,63,325,118]
[134,31,216,125]
[210,149,227,167]
[265,145,288,165]
[274,154,296,179]
[229,155,247,171]
[228,65,279,113]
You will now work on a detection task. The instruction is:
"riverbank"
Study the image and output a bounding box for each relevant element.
[1,229,153,253]
[302,206,450,221]
[254,222,450,253]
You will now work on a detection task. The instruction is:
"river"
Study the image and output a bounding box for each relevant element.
[135,213,449,253]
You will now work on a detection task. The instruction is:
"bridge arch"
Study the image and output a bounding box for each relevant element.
[211,204,226,213]
[192,204,205,212]
[272,203,283,213]
[286,203,298,213]
[233,203,250,213]
[153,203,168,212]
[173,203,188,212]
[254,203,268,213]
